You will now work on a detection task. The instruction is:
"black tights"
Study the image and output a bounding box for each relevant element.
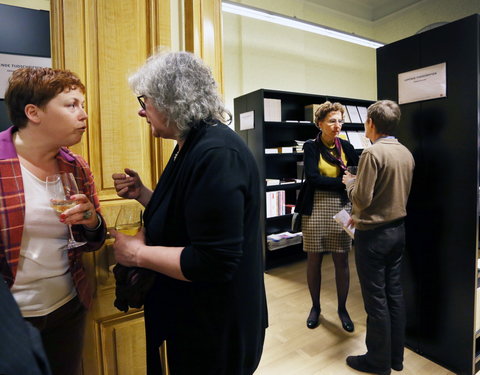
[307,252,351,320]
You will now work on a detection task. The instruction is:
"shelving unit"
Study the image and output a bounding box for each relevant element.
[377,14,480,375]
[234,89,373,269]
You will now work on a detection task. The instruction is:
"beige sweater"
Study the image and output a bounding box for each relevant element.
[345,137,415,230]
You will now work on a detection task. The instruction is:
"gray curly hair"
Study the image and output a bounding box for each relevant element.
[128,51,231,140]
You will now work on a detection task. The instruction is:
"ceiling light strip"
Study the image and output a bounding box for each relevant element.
[222,1,384,49]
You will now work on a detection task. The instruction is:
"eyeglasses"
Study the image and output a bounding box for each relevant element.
[326,119,344,126]
[137,95,146,110]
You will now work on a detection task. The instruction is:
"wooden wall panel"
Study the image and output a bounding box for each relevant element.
[185,0,224,94]
[100,312,147,375]
[94,0,153,201]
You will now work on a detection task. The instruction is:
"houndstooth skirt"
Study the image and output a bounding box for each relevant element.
[302,190,352,253]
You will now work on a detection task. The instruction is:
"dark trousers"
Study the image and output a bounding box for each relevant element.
[354,220,406,370]
[25,296,87,375]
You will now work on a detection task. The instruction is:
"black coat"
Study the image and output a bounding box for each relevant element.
[299,138,358,215]
[142,121,268,375]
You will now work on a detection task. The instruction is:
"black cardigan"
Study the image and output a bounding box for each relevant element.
[299,138,359,215]
[141,121,268,374]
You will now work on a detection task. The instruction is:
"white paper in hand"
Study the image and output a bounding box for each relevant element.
[333,209,355,239]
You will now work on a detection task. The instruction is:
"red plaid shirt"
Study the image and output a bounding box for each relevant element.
[0,126,106,308]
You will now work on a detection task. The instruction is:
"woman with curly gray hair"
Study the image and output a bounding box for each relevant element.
[111,51,267,375]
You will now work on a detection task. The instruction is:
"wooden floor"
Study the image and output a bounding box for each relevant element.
[255,251,455,375]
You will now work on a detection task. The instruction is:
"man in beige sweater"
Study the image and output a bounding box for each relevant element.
[342,100,415,375]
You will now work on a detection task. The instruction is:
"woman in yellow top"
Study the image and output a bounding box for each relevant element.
[300,101,358,331]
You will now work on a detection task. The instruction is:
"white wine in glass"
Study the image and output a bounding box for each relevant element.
[115,206,142,235]
[46,173,87,249]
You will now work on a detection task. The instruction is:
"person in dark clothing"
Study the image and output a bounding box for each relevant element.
[0,276,51,375]
[301,102,358,332]
[110,51,267,375]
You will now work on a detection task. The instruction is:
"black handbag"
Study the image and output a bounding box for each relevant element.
[291,212,302,232]
[113,264,157,312]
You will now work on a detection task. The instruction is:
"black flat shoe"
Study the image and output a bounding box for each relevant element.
[346,355,391,375]
[392,362,403,371]
[340,317,354,332]
[339,311,354,332]
[306,307,320,329]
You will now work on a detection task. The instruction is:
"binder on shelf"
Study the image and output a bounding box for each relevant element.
[264,98,282,122]
[343,108,351,123]
[346,131,371,149]
[357,106,368,123]
[346,105,362,123]
[296,161,304,179]
[304,104,322,122]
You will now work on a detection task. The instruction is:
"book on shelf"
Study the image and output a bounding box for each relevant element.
[346,105,362,123]
[266,190,286,218]
[264,98,282,122]
[345,131,371,149]
[266,179,281,186]
[266,178,298,186]
[285,204,295,214]
[265,148,279,154]
[280,146,294,153]
[333,209,355,239]
[267,231,303,251]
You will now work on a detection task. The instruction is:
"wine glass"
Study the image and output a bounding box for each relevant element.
[46,172,87,249]
[115,205,142,235]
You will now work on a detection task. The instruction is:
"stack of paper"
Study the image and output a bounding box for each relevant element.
[333,209,355,239]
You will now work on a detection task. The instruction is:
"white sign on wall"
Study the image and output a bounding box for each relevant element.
[240,111,255,130]
[398,63,447,104]
[0,53,51,99]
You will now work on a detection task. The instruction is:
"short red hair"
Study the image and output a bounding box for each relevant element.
[4,67,86,128]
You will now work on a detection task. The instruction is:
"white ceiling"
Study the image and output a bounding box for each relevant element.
[306,0,424,21]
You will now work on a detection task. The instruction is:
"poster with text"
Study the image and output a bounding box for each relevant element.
[398,63,446,104]
[0,53,51,99]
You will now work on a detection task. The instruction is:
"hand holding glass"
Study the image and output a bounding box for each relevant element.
[347,166,358,175]
[46,173,87,249]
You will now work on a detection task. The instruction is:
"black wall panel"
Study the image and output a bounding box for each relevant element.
[377,14,480,375]
[0,4,50,131]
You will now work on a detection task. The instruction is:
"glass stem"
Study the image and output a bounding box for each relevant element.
[68,224,75,242]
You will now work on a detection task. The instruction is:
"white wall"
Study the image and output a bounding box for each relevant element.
[373,0,480,43]
[223,0,377,123]
[223,0,480,125]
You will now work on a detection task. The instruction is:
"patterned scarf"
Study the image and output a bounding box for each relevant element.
[315,132,347,172]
